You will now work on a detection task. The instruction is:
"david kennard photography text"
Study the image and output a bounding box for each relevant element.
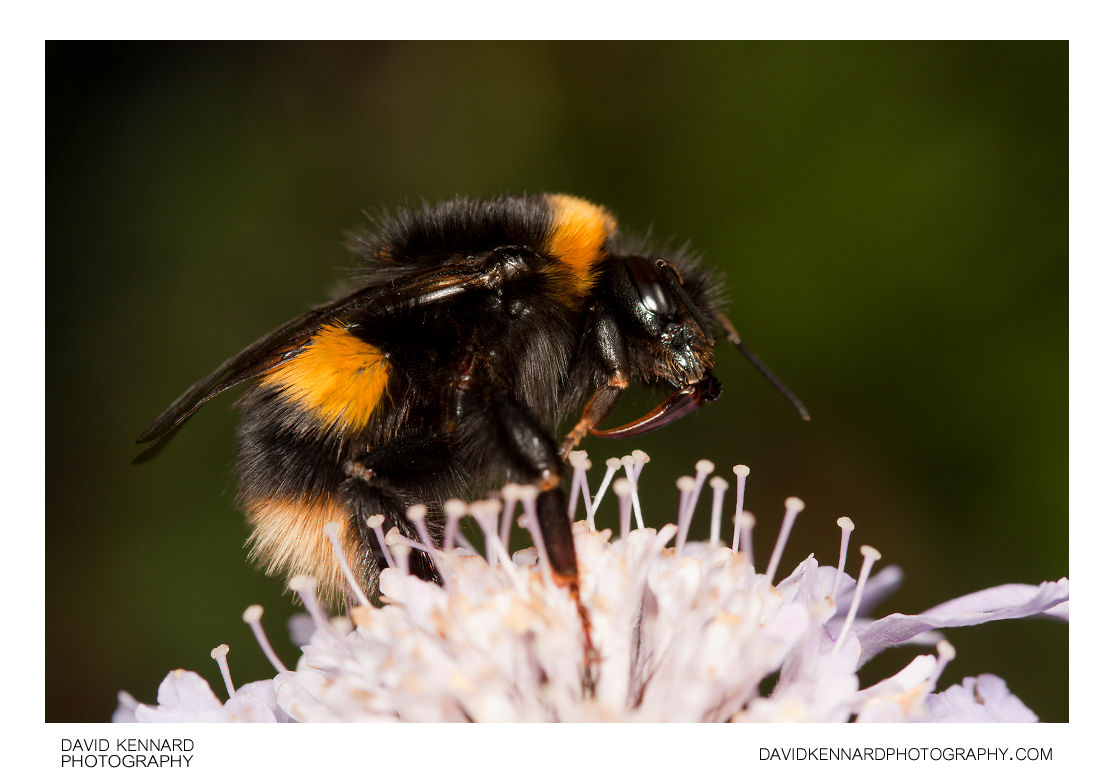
[60,738,194,769]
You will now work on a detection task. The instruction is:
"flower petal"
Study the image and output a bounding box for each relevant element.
[134,670,230,722]
[923,674,1038,722]
[856,578,1068,663]
[111,691,140,723]
[235,679,293,722]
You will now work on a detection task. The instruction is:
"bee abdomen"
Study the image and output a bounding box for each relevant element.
[243,494,356,608]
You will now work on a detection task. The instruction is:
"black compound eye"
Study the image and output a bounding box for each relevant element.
[626,257,677,317]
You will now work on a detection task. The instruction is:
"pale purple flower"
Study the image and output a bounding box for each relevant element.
[115,451,1067,723]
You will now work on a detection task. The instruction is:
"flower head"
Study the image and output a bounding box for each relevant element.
[116,452,1067,722]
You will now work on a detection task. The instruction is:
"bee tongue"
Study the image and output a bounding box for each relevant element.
[590,373,722,439]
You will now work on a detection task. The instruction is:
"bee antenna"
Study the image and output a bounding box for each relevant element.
[714,311,811,421]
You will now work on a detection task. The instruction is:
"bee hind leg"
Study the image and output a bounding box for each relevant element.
[337,478,436,600]
[341,435,458,596]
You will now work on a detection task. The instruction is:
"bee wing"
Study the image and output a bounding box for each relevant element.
[133,284,384,463]
[134,255,521,463]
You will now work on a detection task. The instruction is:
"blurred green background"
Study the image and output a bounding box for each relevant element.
[47,41,1066,722]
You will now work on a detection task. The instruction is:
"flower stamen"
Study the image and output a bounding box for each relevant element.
[621,453,647,529]
[289,575,332,634]
[471,501,518,572]
[567,451,594,529]
[210,644,235,699]
[366,514,397,570]
[674,475,697,549]
[681,456,717,523]
[388,536,410,578]
[709,476,728,545]
[833,545,882,654]
[242,604,289,673]
[442,499,478,555]
[470,499,501,565]
[830,516,855,598]
[732,464,750,549]
[591,457,622,517]
[406,503,435,551]
[735,511,756,563]
[519,486,556,587]
[766,497,805,580]
[613,477,633,540]
[498,486,520,549]
[323,521,373,607]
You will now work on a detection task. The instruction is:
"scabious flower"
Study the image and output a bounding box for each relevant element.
[115,451,1068,723]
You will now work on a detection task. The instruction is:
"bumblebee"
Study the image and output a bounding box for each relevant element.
[136,193,807,606]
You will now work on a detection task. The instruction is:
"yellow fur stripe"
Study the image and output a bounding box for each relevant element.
[544,193,615,299]
[261,324,390,432]
[245,496,354,607]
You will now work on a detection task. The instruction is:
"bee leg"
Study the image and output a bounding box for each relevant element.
[559,305,630,459]
[338,476,435,598]
[477,390,578,577]
[457,385,599,688]
[559,379,627,459]
[487,389,606,686]
[340,439,454,593]
[448,377,572,571]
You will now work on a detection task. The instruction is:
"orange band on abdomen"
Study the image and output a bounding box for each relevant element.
[260,324,391,433]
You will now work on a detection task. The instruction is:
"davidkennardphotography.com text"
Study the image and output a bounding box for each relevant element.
[760,746,1053,762]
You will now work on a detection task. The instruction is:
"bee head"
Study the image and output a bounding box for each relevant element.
[612,256,717,388]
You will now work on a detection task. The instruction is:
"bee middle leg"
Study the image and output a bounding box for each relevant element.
[455,386,578,584]
[456,384,600,686]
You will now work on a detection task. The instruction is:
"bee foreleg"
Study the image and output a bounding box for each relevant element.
[559,382,626,459]
[560,305,630,459]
